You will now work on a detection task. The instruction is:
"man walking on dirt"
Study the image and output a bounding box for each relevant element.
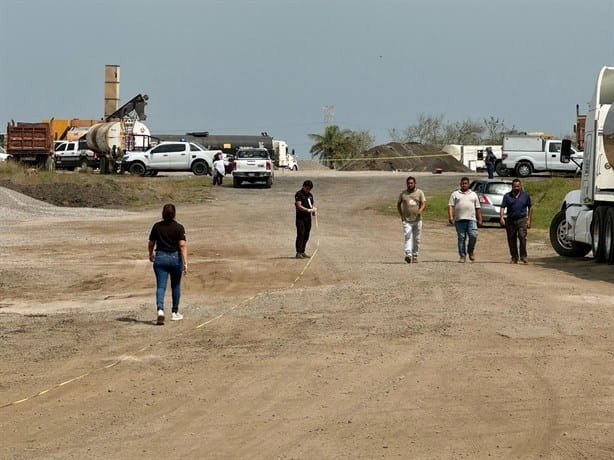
[499,178,533,264]
[295,180,317,259]
[397,176,426,263]
[448,176,482,263]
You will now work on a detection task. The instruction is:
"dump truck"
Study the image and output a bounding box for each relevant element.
[550,66,614,262]
[5,121,55,170]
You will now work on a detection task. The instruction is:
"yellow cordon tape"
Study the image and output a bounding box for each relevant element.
[1,226,321,410]
[325,153,452,161]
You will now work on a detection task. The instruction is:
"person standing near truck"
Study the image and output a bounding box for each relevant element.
[397,176,426,264]
[212,154,226,186]
[499,178,533,264]
[448,177,482,263]
[295,180,317,259]
[484,147,496,179]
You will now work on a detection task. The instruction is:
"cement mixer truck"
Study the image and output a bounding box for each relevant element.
[549,66,614,262]
[85,120,153,173]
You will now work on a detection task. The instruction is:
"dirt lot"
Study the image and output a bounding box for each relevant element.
[1,170,613,459]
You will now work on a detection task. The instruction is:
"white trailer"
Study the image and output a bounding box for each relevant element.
[442,144,505,175]
[550,66,614,262]
[273,139,298,170]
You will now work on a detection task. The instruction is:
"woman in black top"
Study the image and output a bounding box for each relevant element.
[148,203,188,325]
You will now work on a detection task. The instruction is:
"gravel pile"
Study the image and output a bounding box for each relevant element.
[340,142,471,172]
[0,187,129,223]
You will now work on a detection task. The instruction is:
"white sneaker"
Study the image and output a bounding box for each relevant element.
[156,309,165,325]
[171,312,183,321]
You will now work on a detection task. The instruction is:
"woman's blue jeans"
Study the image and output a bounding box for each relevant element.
[454,219,478,257]
[153,251,183,313]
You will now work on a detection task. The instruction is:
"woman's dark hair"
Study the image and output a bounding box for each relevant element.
[162,203,176,221]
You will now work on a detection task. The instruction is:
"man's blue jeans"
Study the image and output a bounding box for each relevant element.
[486,163,495,179]
[454,219,478,257]
[153,250,183,313]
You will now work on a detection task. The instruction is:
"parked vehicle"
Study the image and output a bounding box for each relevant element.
[469,179,513,225]
[86,120,153,174]
[273,139,298,170]
[443,144,506,176]
[232,147,274,188]
[5,121,54,169]
[121,141,221,176]
[0,146,9,161]
[54,139,99,170]
[550,66,614,262]
[155,132,295,169]
[500,134,583,177]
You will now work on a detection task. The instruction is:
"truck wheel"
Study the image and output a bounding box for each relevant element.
[265,177,273,188]
[515,161,532,177]
[591,206,607,262]
[292,165,298,171]
[495,161,509,177]
[549,210,591,257]
[128,162,146,176]
[605,208,614,264]
[80,159,89,170]
[191,161,209,176]
[233,177,241,188]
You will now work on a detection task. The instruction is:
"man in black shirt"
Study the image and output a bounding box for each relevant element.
[294,180,317,259]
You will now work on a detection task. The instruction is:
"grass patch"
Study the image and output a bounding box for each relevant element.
[0,162,213,209]
[376,177,580,230]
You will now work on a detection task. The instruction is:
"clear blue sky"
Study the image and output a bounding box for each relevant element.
[2,0,613,158]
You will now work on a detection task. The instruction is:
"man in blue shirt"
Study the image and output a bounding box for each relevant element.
[499,178,533,264]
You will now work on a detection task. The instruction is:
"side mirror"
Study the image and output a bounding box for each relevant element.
[561,139,572,163]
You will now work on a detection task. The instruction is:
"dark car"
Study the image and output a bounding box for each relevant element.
[469,179,513,225]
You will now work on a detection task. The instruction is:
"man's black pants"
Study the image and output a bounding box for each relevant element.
[295,216,312,254]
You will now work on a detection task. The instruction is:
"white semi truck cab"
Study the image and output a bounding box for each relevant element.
[550,66,614,262]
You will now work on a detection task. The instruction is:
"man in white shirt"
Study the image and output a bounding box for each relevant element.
[448,177,482,263]
[212,154,226,186]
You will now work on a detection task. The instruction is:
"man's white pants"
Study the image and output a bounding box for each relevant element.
[402,219,422,257]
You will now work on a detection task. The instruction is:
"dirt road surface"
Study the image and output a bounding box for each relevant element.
[1,170,613,459]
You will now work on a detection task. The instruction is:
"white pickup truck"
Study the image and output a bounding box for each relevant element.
[232,147,274,188]
[121,141,221,176]
[500,135,583,177]
[54,139,99,171]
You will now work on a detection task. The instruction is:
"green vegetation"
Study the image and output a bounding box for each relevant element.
[377,177,580,230]
[0,162,212,209]
[309,125,375,168]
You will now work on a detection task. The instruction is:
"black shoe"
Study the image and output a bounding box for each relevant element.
[296,253,304,259]
[301,253,311,258]
[404,255,412,264]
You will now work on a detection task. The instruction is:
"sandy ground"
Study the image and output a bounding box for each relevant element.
[1,170,613,459]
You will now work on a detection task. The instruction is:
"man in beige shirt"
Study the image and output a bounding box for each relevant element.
[397,176,426,264]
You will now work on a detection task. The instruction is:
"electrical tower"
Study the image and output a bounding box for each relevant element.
[323,105,335,125]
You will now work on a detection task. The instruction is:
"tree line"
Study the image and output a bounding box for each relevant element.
[309,114,522,167]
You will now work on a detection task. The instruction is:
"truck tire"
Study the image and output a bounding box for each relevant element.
[495,161,509,177]
[191,160,209,176]
[128,162,146,176]
[605,208,614,264]
[265,176,273,188]
[515,161,532,177]
[233,177,241,188]
[80,159,89,170]
[549,210,591,257]
[591,206,607,262]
